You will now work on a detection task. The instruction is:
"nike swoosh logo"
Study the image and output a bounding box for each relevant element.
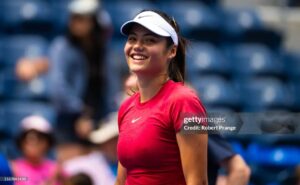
[137,15,153,19]
[131,117,142,123]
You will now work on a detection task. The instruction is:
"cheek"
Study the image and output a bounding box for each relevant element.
[124,43,131,58]
[149,47,169,64]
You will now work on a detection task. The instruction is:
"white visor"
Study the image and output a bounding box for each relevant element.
[68,0,99,15]
[120,11,178,46]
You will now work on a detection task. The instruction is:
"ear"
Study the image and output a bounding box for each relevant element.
[168,45,177,60]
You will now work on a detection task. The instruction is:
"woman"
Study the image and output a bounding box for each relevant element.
[49,0,112,146]
[115,10,208,185]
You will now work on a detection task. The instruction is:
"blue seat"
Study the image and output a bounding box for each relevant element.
[289,81,300,111]
[0,106,8,138]
[248,143,300,185]
[248,143,300,166]
[221,8,262,40]
[0,36,5,68]
[3,101,57,137]
[51,0,71,34]
[222,8,283,48]
[230,44,283,79]
[2,0,54,34]
[192,75,240,109]
[187,42,230,78]
[0,71,4,98]
[237,77,292,111]
[3,35,49,67]
[1,68,50,100]
[104,1,155,37]
[159,1,220,42]
[283,51,300,80]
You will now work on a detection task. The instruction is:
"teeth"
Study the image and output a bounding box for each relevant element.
[132,54,147,60]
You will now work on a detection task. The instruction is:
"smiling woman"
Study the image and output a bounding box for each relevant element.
[115,10,208,185]
[124,26,175,77]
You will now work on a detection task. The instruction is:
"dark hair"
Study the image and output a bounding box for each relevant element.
[16,130,55,151]
[66,13,112,119]
[66,173,93,185]
[141,10,187,82]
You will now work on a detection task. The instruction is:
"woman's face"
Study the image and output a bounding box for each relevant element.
[21,131,49,161]
[69,14,94,39]
[124,24,177,76]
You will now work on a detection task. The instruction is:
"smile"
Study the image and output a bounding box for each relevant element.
[130,54,148,60]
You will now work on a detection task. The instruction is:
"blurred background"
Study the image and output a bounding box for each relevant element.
[0,0,300,185]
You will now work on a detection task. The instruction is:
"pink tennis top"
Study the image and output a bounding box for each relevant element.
[117,80,206,185]
[12,158,59,185]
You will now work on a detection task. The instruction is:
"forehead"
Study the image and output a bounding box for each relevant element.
[128,24,160,37]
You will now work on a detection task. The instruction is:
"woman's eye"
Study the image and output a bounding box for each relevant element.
[128,37,136,42]
[145,38,156,44]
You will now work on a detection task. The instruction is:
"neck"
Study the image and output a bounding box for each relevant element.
[136,73,169,103]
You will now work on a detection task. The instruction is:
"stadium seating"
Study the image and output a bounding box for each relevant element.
[236,77,293,111]
[104,1,155,38]
[2,35,49,67]
[0,36,5,68]
[0,106,7,137]
[0,71,4,98]
[221,8,262,40]
[1,0,54,35]
[221,8,283,48]
[50,0,71,34]
[229,44,283,79]
[248,143,300,185]
[187,42,231,79]
[1,69,50,100]
[0,35,50,100]
[283,51,300,81]
[192,75,240,109]
[289,81,300,111]
[159,1,220,43]
[3,101,57,137]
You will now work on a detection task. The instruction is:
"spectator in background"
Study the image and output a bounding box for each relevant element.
[62,112,118,185]
[11,115,64,185]
[64,173,93,185]
[48,0,112,161]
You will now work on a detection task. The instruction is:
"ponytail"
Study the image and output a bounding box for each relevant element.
[149,10,187,83]
[168,36,187,82]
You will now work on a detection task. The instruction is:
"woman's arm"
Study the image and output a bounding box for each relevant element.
[176,132,208,185]
[114,162,127,185]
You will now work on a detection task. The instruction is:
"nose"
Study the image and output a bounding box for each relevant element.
[133,40,144,52]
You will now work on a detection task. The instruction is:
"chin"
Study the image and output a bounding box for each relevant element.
[129,67,145,74]
[128,63,147,73]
